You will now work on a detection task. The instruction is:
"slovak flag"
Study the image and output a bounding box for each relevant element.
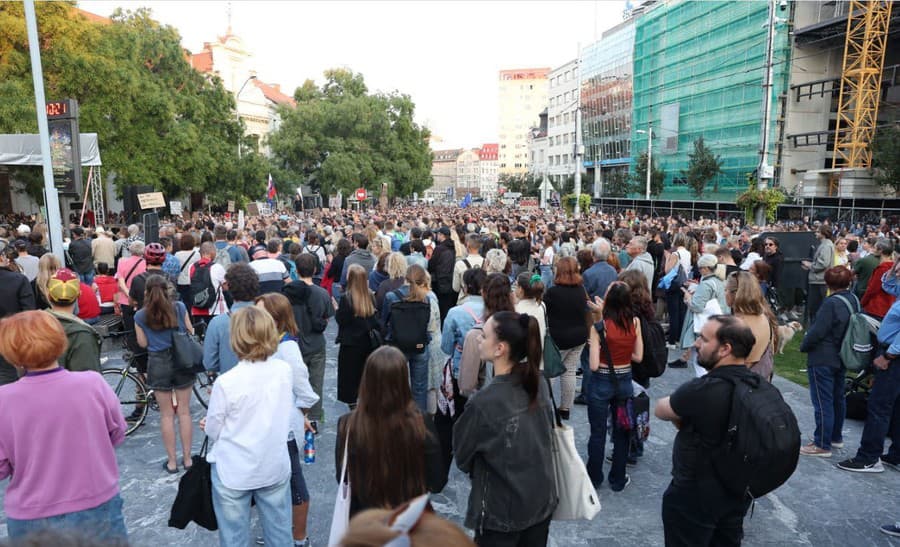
[266,174,277,205]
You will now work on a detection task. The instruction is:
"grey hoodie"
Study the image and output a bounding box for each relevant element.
[339,249,376,286]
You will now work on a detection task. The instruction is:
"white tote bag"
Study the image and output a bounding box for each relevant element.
[328,430,352,546]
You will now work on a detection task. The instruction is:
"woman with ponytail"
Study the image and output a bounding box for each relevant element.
[453,311,557,546]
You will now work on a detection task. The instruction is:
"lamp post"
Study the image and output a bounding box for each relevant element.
[636,124,653,200]
[236,74,257,159]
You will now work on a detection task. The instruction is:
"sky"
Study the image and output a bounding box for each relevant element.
[79,0,627,149]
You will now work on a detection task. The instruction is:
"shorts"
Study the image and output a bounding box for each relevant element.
[287,439,310,505]
[147,349,195,391]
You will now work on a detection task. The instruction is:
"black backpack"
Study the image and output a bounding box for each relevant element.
[711,370,800,499]
[633,316,667,383]
[388,290,431,353]
[305,246,324,276]
[190,262,218,309]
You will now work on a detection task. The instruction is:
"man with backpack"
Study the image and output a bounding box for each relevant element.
[188,242,228,327]
[302,231,326,285]
[655,315,799,546]
[452,234,484,303]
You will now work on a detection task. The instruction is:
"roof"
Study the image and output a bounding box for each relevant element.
[73,8,111,25]
[189,51,214,73]
[253,80,296,107]
[432,149,464,162]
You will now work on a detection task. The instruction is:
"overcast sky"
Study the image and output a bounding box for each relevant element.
[80,1,626,149]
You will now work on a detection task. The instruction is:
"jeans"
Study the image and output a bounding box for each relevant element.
[855,361,900,464]
[662,480,751,547]
[539,264,554,290]
[78,269,95,286]
[211,464,292,547]
[6,493,127,542]
[807,365,846,450]
[579,345,591,396]
[332,284,344,307]
[475,515,551,547]
[303,348,327,422]
[586,369,633,490]
[406,349,429,412]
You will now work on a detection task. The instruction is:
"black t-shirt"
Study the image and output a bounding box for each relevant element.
[129,270,168,309]
[669,365,748,486]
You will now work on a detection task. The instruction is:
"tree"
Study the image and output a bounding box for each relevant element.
[873,125,900,194]
[0,3,246,201]
[269,69,432,198]
[682,136,724,197]
[604,169,631,198]
[499,173,541,195]
[631,152,665,197]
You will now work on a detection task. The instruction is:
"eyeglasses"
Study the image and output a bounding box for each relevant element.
[765,243,775,247]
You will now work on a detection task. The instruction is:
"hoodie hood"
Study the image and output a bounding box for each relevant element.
[282,281,312,304]
[876,262,899,297]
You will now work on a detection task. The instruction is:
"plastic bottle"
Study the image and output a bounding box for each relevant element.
[303,430,316,464]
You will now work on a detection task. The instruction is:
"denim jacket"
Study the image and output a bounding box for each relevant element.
[453,374,557,533]
[441,297,484,377]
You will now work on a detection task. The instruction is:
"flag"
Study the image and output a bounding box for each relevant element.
[266,174,277,206]
[459,192,472,208]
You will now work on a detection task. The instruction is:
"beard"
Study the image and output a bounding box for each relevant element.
[696,352,719,371]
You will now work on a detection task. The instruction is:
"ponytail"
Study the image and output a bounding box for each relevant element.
[492,311,542,410]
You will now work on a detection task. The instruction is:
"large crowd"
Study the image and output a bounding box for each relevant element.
[0,204,898,546]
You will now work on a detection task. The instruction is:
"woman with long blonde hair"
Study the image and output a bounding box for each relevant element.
[33,253,61,309]
[336,264,380,407]
[725,271,777,380]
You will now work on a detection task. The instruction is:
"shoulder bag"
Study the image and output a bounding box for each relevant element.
[594,320,634,432]
[172,305,204,371]
[168,436,217,531]
[545,377,601,521]
[328,425,352,546]
[542,303,565,379]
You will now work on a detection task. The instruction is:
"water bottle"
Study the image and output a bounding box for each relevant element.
[303,430,316,464]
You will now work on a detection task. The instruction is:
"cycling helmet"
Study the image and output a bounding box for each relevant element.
[143,242,167,265]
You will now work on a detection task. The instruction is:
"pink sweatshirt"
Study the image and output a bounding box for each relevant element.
[0,368,126,519]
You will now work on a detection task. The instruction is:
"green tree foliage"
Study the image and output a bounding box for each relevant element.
[499,172,541,195]
[631,152,665,197]
[873,125,900,194]
[604,169,631,198]
[269,68,432,198]
[0,3,246,201]
[682,136,724,197]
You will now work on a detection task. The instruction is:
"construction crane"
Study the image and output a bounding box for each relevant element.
[832,0,893,168]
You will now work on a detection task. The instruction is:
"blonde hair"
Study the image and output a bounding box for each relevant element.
[347,264,375,318]
[36,253,62,302]
[341,506,475,547]
[386,252,408,280]
[404,265,430,302]
[229,306,279,362]
[370,237,385,257]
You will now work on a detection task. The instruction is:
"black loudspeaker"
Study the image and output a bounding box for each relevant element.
[143,212,159,244]
[123,185,153,225]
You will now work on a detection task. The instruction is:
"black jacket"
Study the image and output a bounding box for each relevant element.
[428,239,456,295]
[68,238,94,274]
[800,289,858,368]
[282,281,334,356]
[764,251,784,288]
[0,268,35,317]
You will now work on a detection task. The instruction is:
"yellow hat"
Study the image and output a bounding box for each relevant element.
[47,268,81,305]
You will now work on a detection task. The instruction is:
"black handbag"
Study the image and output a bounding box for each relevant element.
[168,437,217,531]
[172,329,203,371]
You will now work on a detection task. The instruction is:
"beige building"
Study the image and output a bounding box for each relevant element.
[498,68,550,175]
[427,148,463,201]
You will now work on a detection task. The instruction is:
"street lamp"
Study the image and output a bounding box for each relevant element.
[636,124,653,200]
[236,74,257,159]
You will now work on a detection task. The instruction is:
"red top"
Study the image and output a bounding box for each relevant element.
[94,275,117,304]
[862,261,895,318]
[76,282,100,321]
[600,318,637,367]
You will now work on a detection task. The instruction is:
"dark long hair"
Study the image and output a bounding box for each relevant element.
[346,346,427,508]
[144,275,177,330]
[618,270,654,322]
[490,311,541,409]
[482,273,515,320]
[602,282,634,332]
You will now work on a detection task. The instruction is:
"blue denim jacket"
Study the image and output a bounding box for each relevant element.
[203,301,254,373]
[878,271,900,355]
[441,296,484,377]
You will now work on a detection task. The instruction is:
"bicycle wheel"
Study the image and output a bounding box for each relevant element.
[102,368,149,436]
[193,372,214,409]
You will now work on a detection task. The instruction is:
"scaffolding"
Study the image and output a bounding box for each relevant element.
[833,0,893,168]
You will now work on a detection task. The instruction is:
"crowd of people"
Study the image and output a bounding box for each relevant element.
[0,204,898,545]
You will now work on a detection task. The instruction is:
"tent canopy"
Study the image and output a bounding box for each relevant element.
[0,133,101,166]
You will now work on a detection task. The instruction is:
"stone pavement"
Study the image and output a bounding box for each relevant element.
[2,319,898,546]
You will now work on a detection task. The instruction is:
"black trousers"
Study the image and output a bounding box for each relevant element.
[806,283,827,325]
[437,291,457,327]
[475,516,551,547]
[662,480,751,547]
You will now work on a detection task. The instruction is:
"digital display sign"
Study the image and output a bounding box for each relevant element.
[46,99,77,120]
[46,99,81,194]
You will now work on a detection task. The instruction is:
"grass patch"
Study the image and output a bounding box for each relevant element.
[774,335,808,387]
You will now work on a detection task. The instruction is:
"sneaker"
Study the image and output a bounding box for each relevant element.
[611,474,631,492]
[881,523,900,537]
[256,537,265,545]
[881,456,900,472]
[294,539,311,547]
[668,359,688,369]
[606,454,637,467]
[836,457,884,473]
[831,441,844,449]
[799,443,832,457]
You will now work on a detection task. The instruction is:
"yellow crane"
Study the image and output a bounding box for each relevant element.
[833,0,893,168]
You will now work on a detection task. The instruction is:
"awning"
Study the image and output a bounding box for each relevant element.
[0,133,101,166]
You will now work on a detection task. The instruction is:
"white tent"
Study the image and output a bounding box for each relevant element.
[0,133,101,166]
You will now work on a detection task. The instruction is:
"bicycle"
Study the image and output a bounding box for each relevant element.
[102,362,154,436]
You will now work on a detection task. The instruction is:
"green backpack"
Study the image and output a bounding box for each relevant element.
[835,294,881,372]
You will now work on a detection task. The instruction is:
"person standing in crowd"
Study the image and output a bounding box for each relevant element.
[763,236,784,290]
[335,346,446,517]
[654,315,758,546]
[458,274,516,397]
[175,233,199,307]
[586,282,643,492]
[664,233,692,348]
[802,225,835,324]
[454,311,557,546]
[326,239,351,300]
[429,226,457,324]
[514,272,546,368]
[833,237,850,268]
[68,227,94,285]
[159,237,181,285]
[675,254,728,373]
[91,227,116,274]
[336,264,381,408]
[373,252,408,312]
[250,240,292,295]
[854,237,883,299]
[799,267,856,457]
[34,253,62,310]
[860,238,896,319]
[45,268,101,373]
[226,229,250,264]
[188,242,228,325]
[14,239,39,282]
[203,263,259,375]
[0,311,127,542]
[255,293,319,547]
[838,261,900,473]
[201,306,295,547]
[441,268,488,409]
[625,236,655,293]
[544,256,589,420]
[406,239,428,270]
[340,234,377,290]
[0,241,35,385]
[725,272,776,381]
[283,254,334,423]
[580,238,618,402]
[134,275,195,474]
[453,234,485,303]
